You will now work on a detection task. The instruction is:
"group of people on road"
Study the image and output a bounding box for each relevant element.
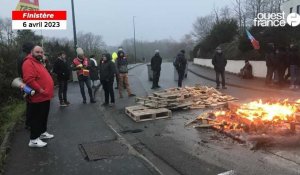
[18,43,140,148]
[265,43,300,89]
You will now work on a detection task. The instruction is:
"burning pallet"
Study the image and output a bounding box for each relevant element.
[125,105,171,122]
[136,86,237,110]
[190,100,300,148]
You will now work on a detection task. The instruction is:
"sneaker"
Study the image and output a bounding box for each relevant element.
[40,132,54,139]
[83,100,87,104]
[60,101,67,107]
[216,86,220,89]
[109,103,115,107]
[90,99,96,103]
[222,86,227,89]
[151,86,156,89]
[129,94,136,97]
[64,101,70,105]
[289,85,295,90]
[156,85,161,88]
[28,138,47,147]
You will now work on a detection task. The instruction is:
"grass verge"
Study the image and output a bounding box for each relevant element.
[0,101,25,173]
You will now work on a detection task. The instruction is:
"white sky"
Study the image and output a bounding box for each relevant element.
[0,0,230,46]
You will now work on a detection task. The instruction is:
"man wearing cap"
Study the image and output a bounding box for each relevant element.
[212,47,227,89]
[115,50,136,98]
[71,48,96,104]
[151,50,162,89]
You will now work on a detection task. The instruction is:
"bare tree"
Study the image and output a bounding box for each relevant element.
[77,32,106,56]
[192,14,215,41]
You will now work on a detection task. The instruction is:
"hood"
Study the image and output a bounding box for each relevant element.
[102,53,112,61]
[117,50,125,58]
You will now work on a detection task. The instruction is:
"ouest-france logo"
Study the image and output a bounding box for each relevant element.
[254,12,300,27]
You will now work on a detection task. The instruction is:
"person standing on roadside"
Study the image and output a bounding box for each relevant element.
[265,43,276,86]
[99,53,116,106]
[115,50,136,98]
[53,51,70,106]
[174,50,187,87]
[289,44,300,90]
[17,42,35,130]
[151,49,162,89]
[89,55,100,88]
[22,45,54,148]
[71,48,96,104]
[212,47,227,89]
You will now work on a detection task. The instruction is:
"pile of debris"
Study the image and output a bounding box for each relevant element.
[135,86,237,110]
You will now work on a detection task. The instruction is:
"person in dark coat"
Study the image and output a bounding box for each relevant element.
[99,53,116,106]
[17,42,35,130]
[276,47,288,86]
[265,43,276,85]
[151,50,162,89]
[239,59,253,79]
[53,51,70,106]
[289,44,300,89]
[89,55,100,88]
[174,50,187,87]
[115,50,135,98]
[212,47,227,89]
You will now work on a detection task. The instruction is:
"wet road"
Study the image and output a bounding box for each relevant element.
[103,63,300,175]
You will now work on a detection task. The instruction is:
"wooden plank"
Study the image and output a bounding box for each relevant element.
[125,105,171,122]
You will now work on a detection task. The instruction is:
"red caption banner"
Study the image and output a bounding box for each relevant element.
[12,11,67,20]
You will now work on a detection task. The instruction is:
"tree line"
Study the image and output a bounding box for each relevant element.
[191,0,300,60]
[0,18,105,105]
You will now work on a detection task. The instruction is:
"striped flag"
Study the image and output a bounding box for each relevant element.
[246,30,260,50]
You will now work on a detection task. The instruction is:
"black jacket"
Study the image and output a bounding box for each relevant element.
[212,53,227,72]
[53,58,70,80]
[289,50,300,66]
[151,53,162,71]
[174,52,187,71]
[99,54,116,82]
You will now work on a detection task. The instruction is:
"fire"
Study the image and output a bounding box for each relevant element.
[235,99,297,122]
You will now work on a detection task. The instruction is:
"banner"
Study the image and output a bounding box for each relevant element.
[16,0,39,11]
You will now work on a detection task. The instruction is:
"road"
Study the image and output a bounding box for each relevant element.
[4,62,300,175]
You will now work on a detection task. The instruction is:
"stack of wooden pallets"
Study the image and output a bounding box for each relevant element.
[135,86,237,110]
[125,86,237,122]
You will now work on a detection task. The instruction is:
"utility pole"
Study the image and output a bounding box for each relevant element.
[133,16,137,64]
[71,0,77,51]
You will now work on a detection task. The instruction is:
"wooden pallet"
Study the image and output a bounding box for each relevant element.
[125,105,172,122]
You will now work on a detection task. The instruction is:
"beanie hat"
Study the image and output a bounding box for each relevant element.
[76,47,84,56]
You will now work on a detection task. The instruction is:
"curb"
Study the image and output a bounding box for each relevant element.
[188,65,297,95]
[0,120,19,173]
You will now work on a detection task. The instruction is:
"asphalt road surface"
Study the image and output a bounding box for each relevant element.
[4,63,300,175]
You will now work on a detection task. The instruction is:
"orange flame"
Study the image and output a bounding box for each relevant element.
[215,99,297,122]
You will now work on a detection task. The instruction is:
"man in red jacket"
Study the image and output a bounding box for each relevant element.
[22,45,54,148]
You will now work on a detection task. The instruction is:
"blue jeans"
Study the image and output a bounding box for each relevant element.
[290,65,300,86]
[78,76,93,101]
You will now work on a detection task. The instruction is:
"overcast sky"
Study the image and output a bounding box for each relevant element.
[0,0,230,46]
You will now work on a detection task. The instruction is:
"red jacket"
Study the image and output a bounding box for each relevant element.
[22,55,54,103]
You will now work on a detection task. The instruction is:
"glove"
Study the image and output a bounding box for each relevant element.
[76,64,83,68]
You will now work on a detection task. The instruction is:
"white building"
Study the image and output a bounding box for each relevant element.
[281,0,300,14]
